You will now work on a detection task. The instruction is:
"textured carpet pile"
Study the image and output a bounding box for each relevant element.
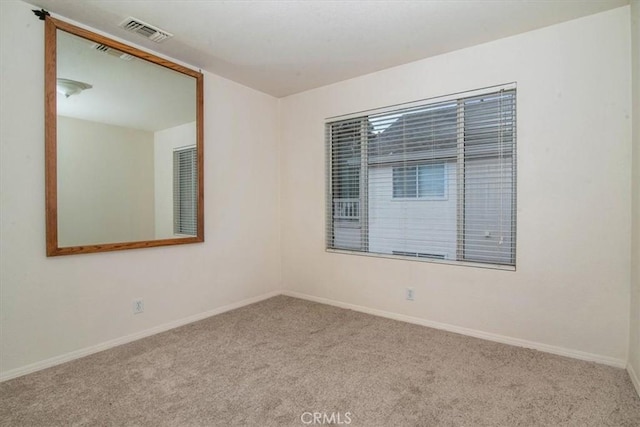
[1,296,639,426]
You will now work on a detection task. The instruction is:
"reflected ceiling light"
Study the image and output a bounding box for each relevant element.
[56,78,92,98]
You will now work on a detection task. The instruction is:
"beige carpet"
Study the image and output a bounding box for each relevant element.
[1,295,639,426]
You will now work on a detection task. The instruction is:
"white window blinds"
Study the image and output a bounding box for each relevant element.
[326,86,516,267]
[173,146,197,236]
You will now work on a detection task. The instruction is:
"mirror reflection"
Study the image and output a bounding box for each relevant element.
[49,22,202,253]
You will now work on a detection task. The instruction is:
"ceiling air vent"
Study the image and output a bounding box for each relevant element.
[119,17,173,43]
[92,43,134,61]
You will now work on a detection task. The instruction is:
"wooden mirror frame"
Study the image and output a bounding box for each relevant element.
[45,17,204,256]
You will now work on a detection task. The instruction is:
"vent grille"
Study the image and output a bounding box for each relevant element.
[392,251,446,260]
[119,17,173,43]
[92,43,134,61]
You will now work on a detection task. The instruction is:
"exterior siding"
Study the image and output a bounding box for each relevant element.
[368,162,457,258]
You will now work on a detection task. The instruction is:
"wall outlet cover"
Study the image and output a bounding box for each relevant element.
[133,299,144,314]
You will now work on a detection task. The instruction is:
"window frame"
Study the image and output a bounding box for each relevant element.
[325,84,517,270]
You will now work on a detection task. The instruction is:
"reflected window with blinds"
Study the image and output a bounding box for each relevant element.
[326,85,516,268]
[173,146,197,236]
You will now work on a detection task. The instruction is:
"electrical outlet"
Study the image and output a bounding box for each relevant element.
[133,299,144,314]
[406,288,415,301]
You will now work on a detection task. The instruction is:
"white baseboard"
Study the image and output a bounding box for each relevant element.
[2,289,629,383]
[0,290,281,382]
[282,290,627,369]
[628,363,640,398]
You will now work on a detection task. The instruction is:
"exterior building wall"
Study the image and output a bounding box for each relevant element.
[368,162,457,258]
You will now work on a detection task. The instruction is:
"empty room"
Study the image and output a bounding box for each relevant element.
[1,0,639,425]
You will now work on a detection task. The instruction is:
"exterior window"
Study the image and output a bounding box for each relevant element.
[173,146,197,236]
[393,163,446,199]
[326,86,516,267]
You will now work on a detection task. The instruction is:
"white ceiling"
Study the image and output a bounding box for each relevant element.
[27,0,629,97]
[57,29,196,132]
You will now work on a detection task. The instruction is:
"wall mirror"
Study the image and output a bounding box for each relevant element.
[44,17,204,256]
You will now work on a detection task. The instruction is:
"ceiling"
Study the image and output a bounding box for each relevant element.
[27,0,629,98]
[57,29,195,132]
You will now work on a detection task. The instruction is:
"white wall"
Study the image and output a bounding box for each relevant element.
[280,7,632,363]
[0,0,281,377]
[629,0,640,384]
[154,121,196,239]
[58,116,155,246]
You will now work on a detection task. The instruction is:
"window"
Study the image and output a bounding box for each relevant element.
[173,146,197,236]
[326,86,516,267]
[393,163,446,199]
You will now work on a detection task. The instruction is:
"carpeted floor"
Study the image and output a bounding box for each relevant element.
[1,295,639,426]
